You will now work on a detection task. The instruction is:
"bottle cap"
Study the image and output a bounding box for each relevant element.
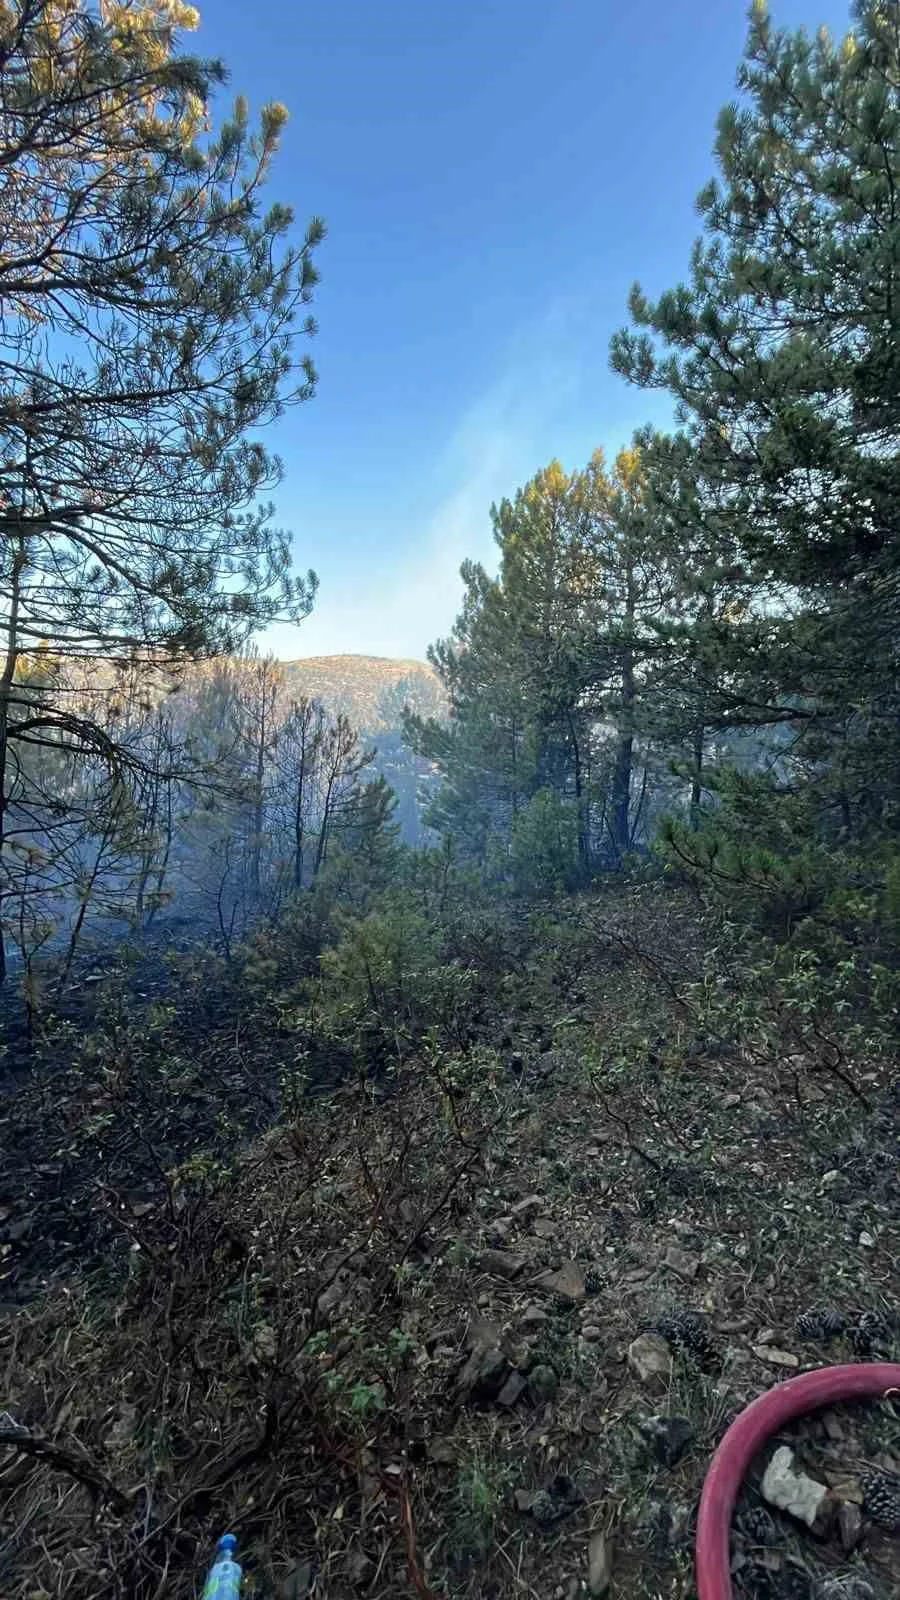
[218,1534,237,1556]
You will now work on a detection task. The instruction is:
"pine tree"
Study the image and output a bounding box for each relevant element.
[0,0,323,977]
[610,0,900,848]
[411,450,684,876]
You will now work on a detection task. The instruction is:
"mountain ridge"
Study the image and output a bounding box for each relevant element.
[279,653,442,732]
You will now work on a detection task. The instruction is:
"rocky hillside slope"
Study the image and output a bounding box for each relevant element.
[281,654,443,732]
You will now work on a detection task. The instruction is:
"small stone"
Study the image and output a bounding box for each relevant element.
[581,1323,602,1342]
[627,1333,673,1389]
[638,1414,694,1467]
[532,1218,557,1238]
[858,1231,876,1248]
[528,1363,559,1403]
[761,1445,832,1532]
[497,1371,527,1407]
[663,1245,700,1281]
[534,1261,587,1302]
[520,1304,549,1328]
[511,1194,543,1219]
[478,1248,526,1280]
[465,1315,502,1350]
[455,1344,510,1403]
[752,1345,800,1368]
[514,1487,535,1513]
[587,1530,613,1595]
[485,1219,514,1246]
[837,1500,863,1553]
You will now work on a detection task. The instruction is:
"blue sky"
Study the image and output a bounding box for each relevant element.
[197,0,853,663]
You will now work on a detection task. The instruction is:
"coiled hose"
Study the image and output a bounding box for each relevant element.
[696,1362,900,1600]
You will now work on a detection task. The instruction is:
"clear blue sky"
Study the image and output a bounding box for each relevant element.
[196,0,853,663]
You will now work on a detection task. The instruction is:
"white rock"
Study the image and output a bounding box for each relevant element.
[762,1445,831,1530]
[627,1333,673,1388]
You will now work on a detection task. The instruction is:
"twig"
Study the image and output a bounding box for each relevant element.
[0,1426,134,1515]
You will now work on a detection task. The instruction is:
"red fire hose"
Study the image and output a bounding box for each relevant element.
[696,1362,900,1600]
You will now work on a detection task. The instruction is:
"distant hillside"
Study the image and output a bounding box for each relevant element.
[280,654,444,732]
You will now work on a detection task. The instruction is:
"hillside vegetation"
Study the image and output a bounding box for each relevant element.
[281,658,443,733]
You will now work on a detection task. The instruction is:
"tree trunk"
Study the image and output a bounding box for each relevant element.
[610,559,636,863]
[689,719,706,830]
[0,535,27,985]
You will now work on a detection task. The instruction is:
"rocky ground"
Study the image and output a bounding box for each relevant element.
[1,894,898,1600]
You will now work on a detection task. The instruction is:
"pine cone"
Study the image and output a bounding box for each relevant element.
[654,1310,713,1361]
[859,1467,900,1530]
[736,1504,778,1546]
[528,1490,562,1529]
[795,1305,845,1342]
[849,1310,888,1357]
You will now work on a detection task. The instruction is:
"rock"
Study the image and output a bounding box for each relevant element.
[837,1500,863,1553]
[496,1371,527,1407]
[520,1304,549,1328]
[514,1487,536,1513]
[858,1231,876,1248]
[528,1363,559,1403]
[465,1315,502,1350]
[761,1445,833,1532]
[663,1245,700,1280]
[532,1217,557,1238]
[752,1345,800,1368]
[534,1261,587,1302]
[627,1333,673,1389]
[478,1248,526,1280]
[587,1530,614,1595]
[638,1414,694,1467]
[455,1344,510,1403]
[511,1194,543,1220]
[581,1323,602,1342]
[485,1219,514,1246]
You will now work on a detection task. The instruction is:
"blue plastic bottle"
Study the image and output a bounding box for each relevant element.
[201,1534,242,1600]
